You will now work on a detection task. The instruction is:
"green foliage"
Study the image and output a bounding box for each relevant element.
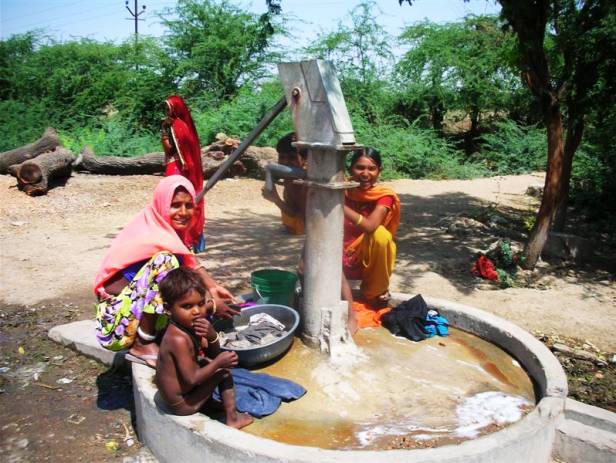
[160,0,283,101]
[0,99,50,151]
[351,114,487,180]
[396,16,523,135]
[192,81,292,146]
[477,120,547,174]
[59,119,160,157]
[302,1,394,123]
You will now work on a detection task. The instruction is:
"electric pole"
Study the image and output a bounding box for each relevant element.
[125,0,146,68]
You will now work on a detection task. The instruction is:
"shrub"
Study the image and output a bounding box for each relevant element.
[478,119,547,174]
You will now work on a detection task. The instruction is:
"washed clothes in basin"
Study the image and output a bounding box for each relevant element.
[214,304,299,367]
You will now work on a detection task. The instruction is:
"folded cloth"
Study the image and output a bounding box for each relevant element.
[212,368,306,418]
[249,313,285,330]
[220,312,287,348]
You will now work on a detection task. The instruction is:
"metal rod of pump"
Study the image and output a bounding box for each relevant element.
[196,96,287,202]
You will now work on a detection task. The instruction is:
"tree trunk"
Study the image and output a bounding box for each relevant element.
[73,146,262,178]
[8,147,74,196]
[552,115,584,232]
[73,147,165,175]
[0,128,61,174]
[523,101,565,268]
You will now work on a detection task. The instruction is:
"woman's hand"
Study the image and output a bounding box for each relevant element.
[208,284,233,301]
[214,300,241,319]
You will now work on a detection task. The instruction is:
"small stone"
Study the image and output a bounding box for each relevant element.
[10,221,27,227]
[57,377,73,384]
[16,438,29,449]
[125,438,135,447]
[594,372,604,380]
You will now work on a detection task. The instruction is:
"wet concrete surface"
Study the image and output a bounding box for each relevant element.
[243,327,535,449]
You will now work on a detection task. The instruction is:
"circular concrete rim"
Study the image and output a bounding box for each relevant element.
[133,294,568,463]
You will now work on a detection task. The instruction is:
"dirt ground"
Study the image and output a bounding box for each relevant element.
[1,171,614,461]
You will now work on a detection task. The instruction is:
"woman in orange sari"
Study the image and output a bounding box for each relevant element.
[343,147,401,307]
[161,96,206,252]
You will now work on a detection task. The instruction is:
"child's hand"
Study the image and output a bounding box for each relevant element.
[261,186,279,203]
[215,351,238,370]
[192,317,216,340]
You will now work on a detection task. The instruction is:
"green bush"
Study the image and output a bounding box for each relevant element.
[351,115,488,179]
[60,118,159,157]
[478,119,547,174]
[191,81,293,146]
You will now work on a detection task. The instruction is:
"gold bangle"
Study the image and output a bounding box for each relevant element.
[207,332,220,344]
[355,215,363,226]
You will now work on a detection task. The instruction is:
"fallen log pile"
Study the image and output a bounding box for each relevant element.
[0,129,277,196]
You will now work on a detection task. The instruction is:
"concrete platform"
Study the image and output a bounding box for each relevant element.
[48,296,616,462]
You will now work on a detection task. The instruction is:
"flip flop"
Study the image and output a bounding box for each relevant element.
[125,353,158,369]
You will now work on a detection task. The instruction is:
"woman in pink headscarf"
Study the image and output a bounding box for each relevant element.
[94,176,238,367]
[161,96,206,252]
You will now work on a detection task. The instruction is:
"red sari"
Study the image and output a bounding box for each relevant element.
[163,96,205,250]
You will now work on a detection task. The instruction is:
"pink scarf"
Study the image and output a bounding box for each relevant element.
[93,175,198,297]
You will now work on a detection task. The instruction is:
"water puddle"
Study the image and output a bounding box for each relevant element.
[244,327,535,449]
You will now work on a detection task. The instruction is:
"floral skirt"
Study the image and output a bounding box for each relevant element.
[95,252,180,351]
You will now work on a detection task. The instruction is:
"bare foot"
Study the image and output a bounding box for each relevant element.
[225,411,253,429]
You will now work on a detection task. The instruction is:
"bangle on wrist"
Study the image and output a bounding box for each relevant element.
[208,332,220,344]
[355,214,363,226]
[137,326,157,342]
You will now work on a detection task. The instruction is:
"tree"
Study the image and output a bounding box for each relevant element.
[497,1,615,268]
[302,1,394,122]
[396,16,520,140]
[161,0,283,101]
[400,0,616,268]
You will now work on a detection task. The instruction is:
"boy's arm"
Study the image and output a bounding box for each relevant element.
[262,184,303,218]
[168,333,223,388]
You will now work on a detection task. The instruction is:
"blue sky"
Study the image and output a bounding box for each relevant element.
[1,0,500,47]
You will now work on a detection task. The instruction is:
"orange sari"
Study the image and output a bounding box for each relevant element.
[344,185,401,265]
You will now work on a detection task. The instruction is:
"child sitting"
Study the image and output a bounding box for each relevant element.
[155,267,253,428]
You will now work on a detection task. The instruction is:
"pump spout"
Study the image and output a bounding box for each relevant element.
[264,163,307,191]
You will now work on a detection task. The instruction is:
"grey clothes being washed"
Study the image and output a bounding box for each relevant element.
[220,313,287,349]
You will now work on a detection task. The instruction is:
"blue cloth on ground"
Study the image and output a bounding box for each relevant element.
[423,313,449,337]
[212,368,306,418]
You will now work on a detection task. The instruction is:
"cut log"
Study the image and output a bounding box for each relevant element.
[73,147,165,175]
[10,147,74,196]
[0,128,61,174]
[74,145,270,179]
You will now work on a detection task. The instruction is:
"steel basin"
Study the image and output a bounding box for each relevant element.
[214,304,299,367]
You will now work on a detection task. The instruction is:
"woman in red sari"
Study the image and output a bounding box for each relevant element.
[161,96,206,252]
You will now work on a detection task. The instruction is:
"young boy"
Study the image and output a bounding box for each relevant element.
[261,132,308,235]
[156,267,253,428]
